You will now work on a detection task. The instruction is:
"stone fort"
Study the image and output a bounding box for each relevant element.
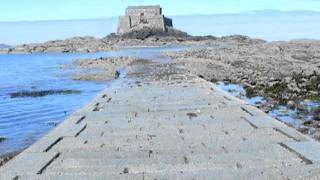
[117,5,173,34]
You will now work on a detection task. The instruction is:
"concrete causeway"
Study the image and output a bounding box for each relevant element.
[2,61,320,179]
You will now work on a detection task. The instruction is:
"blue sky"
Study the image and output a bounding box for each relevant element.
[1,0,320,22]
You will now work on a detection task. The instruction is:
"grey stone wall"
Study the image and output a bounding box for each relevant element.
[126,6,161,17]
[117,16,131,34]
[117,5,173,35]
[129,15,165,30]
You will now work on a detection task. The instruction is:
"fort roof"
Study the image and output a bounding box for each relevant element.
[127,5,161,9]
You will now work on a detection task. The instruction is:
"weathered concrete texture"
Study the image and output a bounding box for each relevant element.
[1,62,320,179]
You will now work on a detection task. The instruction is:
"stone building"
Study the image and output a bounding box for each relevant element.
[117,5,173,34]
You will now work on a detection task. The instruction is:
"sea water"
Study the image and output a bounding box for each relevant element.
[0,46,183,155]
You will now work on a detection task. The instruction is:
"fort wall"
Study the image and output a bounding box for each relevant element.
[117,5,173,35]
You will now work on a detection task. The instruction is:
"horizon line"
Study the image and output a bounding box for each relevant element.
[0,9,319,23]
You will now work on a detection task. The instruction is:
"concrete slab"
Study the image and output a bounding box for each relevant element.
[282,141,320,163]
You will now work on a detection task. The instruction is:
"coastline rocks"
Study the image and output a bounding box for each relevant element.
[163,39,320,104]
[69,56,150,81]
[2,28,265,54]
[7,36,114,54]
[163,39,320,136]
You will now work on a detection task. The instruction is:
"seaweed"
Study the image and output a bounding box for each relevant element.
[9,90,81,98]
[263,82,289,104]
[244,86,259,98]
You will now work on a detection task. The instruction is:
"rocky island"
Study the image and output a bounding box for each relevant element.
[1,5,320,140]
[2,5,320,179]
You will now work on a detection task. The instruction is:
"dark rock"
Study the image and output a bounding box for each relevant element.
[0,136,5,143]
[186,112,198,120]
[298,127,309,134]
[9,90,81,98]
[297,103,309,114]
[115,70,121,79]
[120,27,190,40]
[123,167,129,174]
[312,114,320,121]
[244,86,259,98]
[310,76,318,85]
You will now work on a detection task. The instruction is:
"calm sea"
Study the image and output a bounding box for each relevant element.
[0,47,183,155]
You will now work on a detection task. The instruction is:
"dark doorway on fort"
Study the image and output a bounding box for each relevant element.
[140,13,147,23]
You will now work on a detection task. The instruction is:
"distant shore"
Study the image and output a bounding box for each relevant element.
[0,27,250,54]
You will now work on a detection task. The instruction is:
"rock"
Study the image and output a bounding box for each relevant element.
[123,167,129,174]
[115,70,121,79]
[9,90,81,98]
[120,27,190,40]
[228,89,236,93]
[297,103,308,114]
[298,127,309,134]
[312,107,320,121]
[287,82,300,92]
[313,132,320,141]
[69,56,145,81]
[310,76,318,84]
[311,106,320,114]
[287,101,296,109]
[0,136,5,143]
[303,120,313,126]
[244,86,258,98]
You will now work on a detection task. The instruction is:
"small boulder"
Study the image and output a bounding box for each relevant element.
[310,76,318,85]
[312,107,320,121]
[287,100,296,109]
[0,136,5,143]
[297,103,308,114]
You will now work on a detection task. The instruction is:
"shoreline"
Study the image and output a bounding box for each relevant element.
[1,33,320,166]
[0,150,22,167]
[161,40,320,140]
[2,53,320,178]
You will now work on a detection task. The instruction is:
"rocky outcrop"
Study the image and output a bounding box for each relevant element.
[6,36,114,54]
[67,56,150,81]
[163,39,320,136]
[163,40,320,103]
[1,27,235,54]
[118,27,190,40]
